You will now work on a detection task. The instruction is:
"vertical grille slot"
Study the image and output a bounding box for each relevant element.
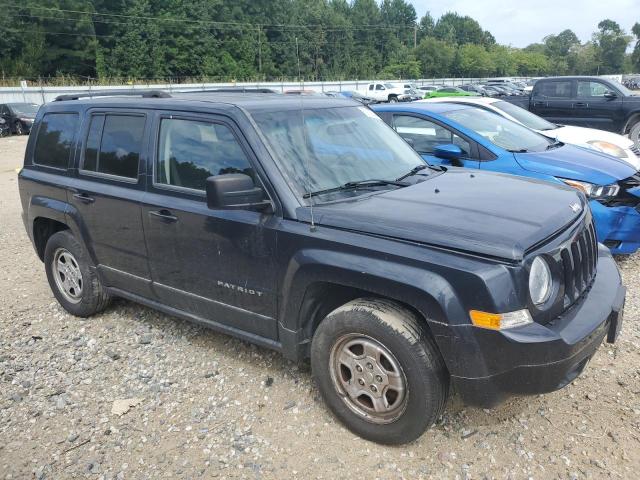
[561,218,598,307]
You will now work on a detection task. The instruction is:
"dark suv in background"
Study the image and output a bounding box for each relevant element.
[0,102,39,135]
[18,91,625,444]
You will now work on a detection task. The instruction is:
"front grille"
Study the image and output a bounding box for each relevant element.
[560,219,598,307]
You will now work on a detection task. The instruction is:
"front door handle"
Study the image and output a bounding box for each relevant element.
[149,209,178,223]
[72,193,95,204]
[574,102,588,107]
[533,101,546,107]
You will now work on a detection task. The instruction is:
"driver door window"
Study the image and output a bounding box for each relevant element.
[577,81,609,97]
[155,118,254,192]
[376,84,385,91]
[393,114,472,157]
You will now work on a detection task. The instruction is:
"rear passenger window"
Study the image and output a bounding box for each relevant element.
[34,113,79,169]
[82,114,145,179]
[538,81,572,98]
[156,118,253,191]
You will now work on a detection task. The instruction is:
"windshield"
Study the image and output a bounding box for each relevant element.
[492,101,557,131]
[8,103,39,116]
[443,107,553,152]
[251,106,426,202]
[384,83,396,89]
[611,80,633,96]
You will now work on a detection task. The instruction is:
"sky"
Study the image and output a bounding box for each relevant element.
[411,0,638,48]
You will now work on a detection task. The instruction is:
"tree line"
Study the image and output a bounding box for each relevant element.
[1,0,639,84]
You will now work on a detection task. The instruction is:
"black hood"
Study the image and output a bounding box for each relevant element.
[297,168,585,261]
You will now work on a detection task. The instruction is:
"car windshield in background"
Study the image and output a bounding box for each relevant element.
[612,80,634,96]
[8,103,39,116]
[251,106,426,202]
[384,83,396,89]
[443,107,553,153]
[492,101,557,131]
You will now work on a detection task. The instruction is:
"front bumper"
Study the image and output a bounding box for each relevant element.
[450,245,625,408]
[590,200,640,254]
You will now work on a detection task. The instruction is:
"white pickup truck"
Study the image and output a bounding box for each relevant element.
[362,82,412,103]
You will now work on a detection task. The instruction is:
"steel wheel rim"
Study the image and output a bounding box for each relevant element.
[329,334,408,424]
[52,248,83,304]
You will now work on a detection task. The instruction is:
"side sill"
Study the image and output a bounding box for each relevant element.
[106,287,283,354]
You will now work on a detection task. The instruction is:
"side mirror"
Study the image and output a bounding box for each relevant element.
[434,144,463,160]
[205,174,268,210]
[604,91,617,99]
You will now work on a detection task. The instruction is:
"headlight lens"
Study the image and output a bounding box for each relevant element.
[561,178,619,199]
[529,256,552,306]
[586,140,627,159]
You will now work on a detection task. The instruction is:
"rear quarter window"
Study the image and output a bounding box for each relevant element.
[33,112,79,169]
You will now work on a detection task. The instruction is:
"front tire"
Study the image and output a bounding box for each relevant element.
[311,298,448,444]
[14,121,24,135]
[44,230,111,317]
[388,96,398,103]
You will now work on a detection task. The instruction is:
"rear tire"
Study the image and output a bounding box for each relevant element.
[629,120,640,148]
[44,230,111,317]
[311,298,448,444]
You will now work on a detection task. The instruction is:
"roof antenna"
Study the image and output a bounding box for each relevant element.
[296,36,316,232]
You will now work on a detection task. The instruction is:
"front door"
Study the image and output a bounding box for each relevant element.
[141,113,279,340]
[391,113,480,169]
[574,79,624,131]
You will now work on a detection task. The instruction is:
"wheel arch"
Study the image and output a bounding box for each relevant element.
[277,249,464,366]
[623,111,640,134]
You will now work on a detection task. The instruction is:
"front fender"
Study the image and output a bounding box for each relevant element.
[277,248,467,364]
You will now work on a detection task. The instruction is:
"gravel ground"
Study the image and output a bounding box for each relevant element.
[0,134,639,480]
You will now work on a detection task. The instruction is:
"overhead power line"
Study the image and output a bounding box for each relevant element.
[1,3,418,31]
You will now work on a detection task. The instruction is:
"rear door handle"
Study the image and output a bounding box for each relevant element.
[148,209,178,223]
[72,193,95,204]
[533,101,545,107]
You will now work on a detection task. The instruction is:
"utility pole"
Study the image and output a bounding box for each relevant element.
[257,25,262,74]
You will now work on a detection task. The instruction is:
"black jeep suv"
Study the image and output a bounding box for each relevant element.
[18,91,625,444]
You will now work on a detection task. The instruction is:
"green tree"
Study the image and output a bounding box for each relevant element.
[456,43,494,76]
[631,22,640,72]
[593,19,632,74]
[414,37,455,77]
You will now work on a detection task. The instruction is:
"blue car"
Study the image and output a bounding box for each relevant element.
[372,102,640,254]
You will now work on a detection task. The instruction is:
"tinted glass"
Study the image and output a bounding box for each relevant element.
[538,81,572,98]
[577,81,609,97]
[443,107,552,153]
[394,115,471,157]
[82,114,144,179]
[83,114,104,173]
[251,106,426,202]
[34,113,79,169]
[157,119,253,191]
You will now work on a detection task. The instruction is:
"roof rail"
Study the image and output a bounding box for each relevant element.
[176,87,279,94]
[54,89,171,101]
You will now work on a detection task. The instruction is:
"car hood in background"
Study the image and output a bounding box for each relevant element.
[514,144,636,185]
[540,125,639,168]
[296,168,585,261]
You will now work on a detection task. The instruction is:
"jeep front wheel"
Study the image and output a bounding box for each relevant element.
[311,298,448,444]
[44,230,111,317]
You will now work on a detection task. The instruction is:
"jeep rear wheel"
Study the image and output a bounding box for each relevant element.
[311,298,448,444]
[44,230,111,317]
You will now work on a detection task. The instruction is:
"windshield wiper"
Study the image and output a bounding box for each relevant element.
[303,179,407,199]
[396,164,428,181]
[507,148,529,153]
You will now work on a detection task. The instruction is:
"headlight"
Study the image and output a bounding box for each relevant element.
[586,140,627,159]
[529,256,552,306]
[561,178,619,199]
[19,118,33,124]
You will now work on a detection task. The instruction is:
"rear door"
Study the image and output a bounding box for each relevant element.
[69,109,152,298]
[574,79,623,131]
[140,111,279,340]
[531,79,575,124]
[390,113,480,168]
